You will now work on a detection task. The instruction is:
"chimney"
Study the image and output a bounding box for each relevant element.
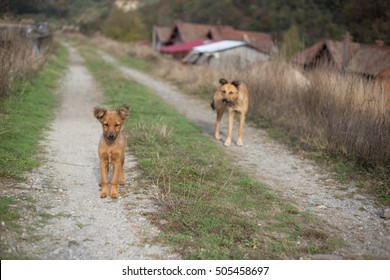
[375,40,385,47]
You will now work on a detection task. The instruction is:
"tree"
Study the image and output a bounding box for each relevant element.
[280,24,304,59]
[101,7,147,42]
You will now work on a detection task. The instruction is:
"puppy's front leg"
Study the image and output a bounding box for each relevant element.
[100,159,109,198]
[110,161,121,199]
[119,156,125,186]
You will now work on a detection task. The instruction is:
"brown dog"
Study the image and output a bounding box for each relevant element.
[93,104,129,199]
[211,79,249,146]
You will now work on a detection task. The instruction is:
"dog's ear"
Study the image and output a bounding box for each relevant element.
[117,104,129,120]
[232,80,241,88]
[219,78,228,85]
[94,106,107,121]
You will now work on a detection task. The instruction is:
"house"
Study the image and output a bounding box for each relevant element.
[347,40,390,82]
[183,40,270,68]
[152,26,171,49]
[292,36,390,88]
[152,20,277,60]
[291,35,360,71]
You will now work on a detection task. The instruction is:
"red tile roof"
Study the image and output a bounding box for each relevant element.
[347,45,390,77]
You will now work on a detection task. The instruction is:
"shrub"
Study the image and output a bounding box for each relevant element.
[101,7,147,42]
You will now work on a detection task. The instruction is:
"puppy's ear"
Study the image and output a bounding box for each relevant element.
[232,80,241,88]
[219,78,228,85]
[117,104,129,120]
[94,106,107,121]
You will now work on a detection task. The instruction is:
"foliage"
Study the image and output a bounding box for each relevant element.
[279,24,304,59]
[2,0,388,45]
[101,7,147,42]
[140,0,389,45]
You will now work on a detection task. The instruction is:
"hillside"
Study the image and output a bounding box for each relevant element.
[139,0,390,45]
[1,0,389,45]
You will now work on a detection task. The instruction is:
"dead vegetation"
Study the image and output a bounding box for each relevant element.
[0,34,52,104]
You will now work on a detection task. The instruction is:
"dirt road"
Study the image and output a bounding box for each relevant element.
[3,44,389,260]
[2,45,177,259]
[99,51,390,259]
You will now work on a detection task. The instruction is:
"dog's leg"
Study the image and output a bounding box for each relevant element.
[215,109,224,140]
[110,161,121,199]
[237,112,245,146]
[100,160,109,198]
[119,156,125,186]
[224,110,234,147]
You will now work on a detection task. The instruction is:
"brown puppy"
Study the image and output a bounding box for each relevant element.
[211,79,249,146]
[93,104,129,199]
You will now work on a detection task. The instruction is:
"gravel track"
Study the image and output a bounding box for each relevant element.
[1,45,177,259]
[2,44,389,260]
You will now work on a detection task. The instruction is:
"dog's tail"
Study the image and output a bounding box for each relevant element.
[210,99,216,110]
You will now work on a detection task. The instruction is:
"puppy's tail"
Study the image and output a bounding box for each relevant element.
[210,99,216,110]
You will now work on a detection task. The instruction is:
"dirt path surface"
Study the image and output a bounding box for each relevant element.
[99,51,390,259]
[3,45,177,259]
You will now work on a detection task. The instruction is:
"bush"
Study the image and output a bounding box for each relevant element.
[101,7,147,42]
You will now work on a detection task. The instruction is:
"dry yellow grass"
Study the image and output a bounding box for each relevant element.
[0,36,46,99]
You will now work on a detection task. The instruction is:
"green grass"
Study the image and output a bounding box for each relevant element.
[122,54,151,71]
[0,44,68,259]
[0,196,21,226]
[0,45,68,178]
[80,46,339,259]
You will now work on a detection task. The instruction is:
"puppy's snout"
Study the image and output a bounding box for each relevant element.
[108,133,115,140]
[222,98,229,104]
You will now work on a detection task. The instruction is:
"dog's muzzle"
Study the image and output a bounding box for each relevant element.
[222,98,229,104]
[107,133,116,140]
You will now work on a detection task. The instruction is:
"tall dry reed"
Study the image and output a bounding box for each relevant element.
[242,60,390,168]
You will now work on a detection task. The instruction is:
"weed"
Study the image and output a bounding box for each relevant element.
[0,196,21,223]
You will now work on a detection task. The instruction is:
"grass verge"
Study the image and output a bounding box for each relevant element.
[0,44,68,259]
[80,46,340,259]
[0,44,68,179]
